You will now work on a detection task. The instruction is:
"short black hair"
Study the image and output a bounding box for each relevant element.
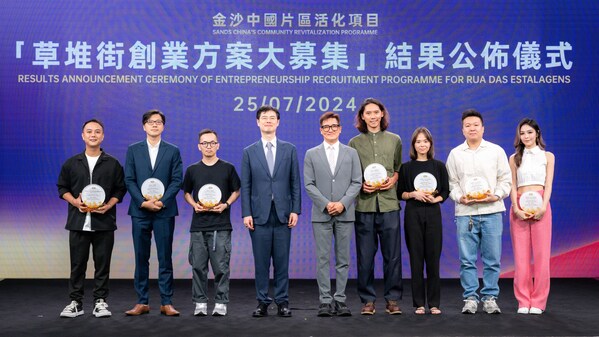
[461,109,483,125]
[82,119,104,131]
[256,105,280,120]
[142,109,166,125]
[198,128,218,142]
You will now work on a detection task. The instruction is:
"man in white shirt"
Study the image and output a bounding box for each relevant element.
[446,109,511,314]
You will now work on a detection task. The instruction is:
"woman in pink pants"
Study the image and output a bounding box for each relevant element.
[509,118,555,315]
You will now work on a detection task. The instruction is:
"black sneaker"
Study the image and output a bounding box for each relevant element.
[335,301,352,316]
[60,300,84,318]
[317,303,333,317]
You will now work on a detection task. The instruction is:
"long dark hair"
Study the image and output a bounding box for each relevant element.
[513,118,546,167]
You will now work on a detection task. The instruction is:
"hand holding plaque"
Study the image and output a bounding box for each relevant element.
[464,177,491,200]
[414,172,438,196]
[364,163,388,190]
[519,191,543,217]
[81,184,106,210]
[198,184,222,209]
[141,178,165,200]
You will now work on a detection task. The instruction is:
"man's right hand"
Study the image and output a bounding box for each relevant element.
[141,199,162,212]
[243,216,254,231]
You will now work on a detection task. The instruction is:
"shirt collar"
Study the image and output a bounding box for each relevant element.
[147,139,161,149]
[262,137,277,148]
[459,139,488,151]
[524,145,541,154]
[323,141,339,150]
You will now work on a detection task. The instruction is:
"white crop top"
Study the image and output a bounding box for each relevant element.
[517,146,547,187]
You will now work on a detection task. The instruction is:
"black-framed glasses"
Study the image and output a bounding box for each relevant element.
[199,141,219,148]
[145,119,163,125]
[320,124,340,132]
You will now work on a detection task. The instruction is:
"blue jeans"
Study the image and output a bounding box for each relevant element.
[456,212,503,300]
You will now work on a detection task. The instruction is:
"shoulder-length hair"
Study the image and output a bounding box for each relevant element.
[354,98,390,133]
[409,127,435,160]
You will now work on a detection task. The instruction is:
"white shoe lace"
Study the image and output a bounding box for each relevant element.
[95,301,109,311]
[64,301,79,311]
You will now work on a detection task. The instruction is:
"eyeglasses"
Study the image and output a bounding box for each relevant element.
[199,141,219,148]
[320,124,340,132]
[145,119,163,125]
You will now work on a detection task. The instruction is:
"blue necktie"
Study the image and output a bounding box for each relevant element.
[266,142,274,176]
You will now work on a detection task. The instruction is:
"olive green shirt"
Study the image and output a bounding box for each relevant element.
[348,130,402,212]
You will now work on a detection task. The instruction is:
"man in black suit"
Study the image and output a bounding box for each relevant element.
[124,110,183,316]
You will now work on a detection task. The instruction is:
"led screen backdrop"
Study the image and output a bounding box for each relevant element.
[1,0,597,279]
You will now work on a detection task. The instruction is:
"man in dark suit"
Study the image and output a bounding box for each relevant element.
[241,105,301,318]
[304,112,362,317]
[124,110,183,316]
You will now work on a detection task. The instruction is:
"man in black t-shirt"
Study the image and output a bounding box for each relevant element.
[182,129,241,316]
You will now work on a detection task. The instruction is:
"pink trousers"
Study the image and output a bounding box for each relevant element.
[510,190,552,310]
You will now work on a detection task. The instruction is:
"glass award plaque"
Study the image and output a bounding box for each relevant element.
[414,172,438,195]
[198,184,222,208]
[519,191,543,215]
[464,177,490,200]
[141,178,165,200]
[363,163,387,188]
[81,184,105,209]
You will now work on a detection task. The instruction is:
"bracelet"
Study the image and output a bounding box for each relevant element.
[225,202,230,209]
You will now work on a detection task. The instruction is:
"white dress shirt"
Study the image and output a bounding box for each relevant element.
[147,139,161,170]
[446,139,512,216]
[323,141,339,174]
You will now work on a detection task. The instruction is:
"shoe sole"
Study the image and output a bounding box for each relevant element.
[194,312,207,316]
[60,311,84,318]
[94,312,112,318]
[386,310,402,315]
[462,309,476,314]
[212,312,226,316]
[360,311,375,315]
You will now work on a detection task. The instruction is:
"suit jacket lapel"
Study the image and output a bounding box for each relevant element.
[272,139,284,177]
[316,144,333,178]
[254,141,271,177]
[153,141,167,174]
[140,141,153,173]
[333,145,348,177]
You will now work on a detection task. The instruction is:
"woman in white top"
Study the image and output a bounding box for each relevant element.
[509,118,555,315]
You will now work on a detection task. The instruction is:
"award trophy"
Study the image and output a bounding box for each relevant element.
[519,191,543,215]
[81,184,106,209]
[414,172,438,196]
[141,178,165,200]
[464,177,491,200]
[363,163,388,189]
[198,184,222,209]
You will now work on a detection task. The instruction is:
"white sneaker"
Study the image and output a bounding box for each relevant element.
[212,303,227,316]
[482,297,501,314]
[194,302,208,316]
[529,307,543,315]
[461,296,478,314]
[517,307,529,314]
[93,299,112,317]
[60,300,84,318]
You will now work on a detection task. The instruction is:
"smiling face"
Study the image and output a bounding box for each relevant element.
[320,117,342,144]
[256,109,280,136]
[519,123,538,149]
[462,116,484,144]
[361,103,383,132]
[81,122,104,149]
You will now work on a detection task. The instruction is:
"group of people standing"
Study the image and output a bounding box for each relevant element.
[56,98,554,319]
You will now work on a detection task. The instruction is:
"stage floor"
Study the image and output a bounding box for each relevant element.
[1,278,597,336]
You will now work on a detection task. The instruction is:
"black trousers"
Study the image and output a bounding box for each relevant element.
[68,230,114,303]
[404,203,442,308]
[355,210,403,303]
